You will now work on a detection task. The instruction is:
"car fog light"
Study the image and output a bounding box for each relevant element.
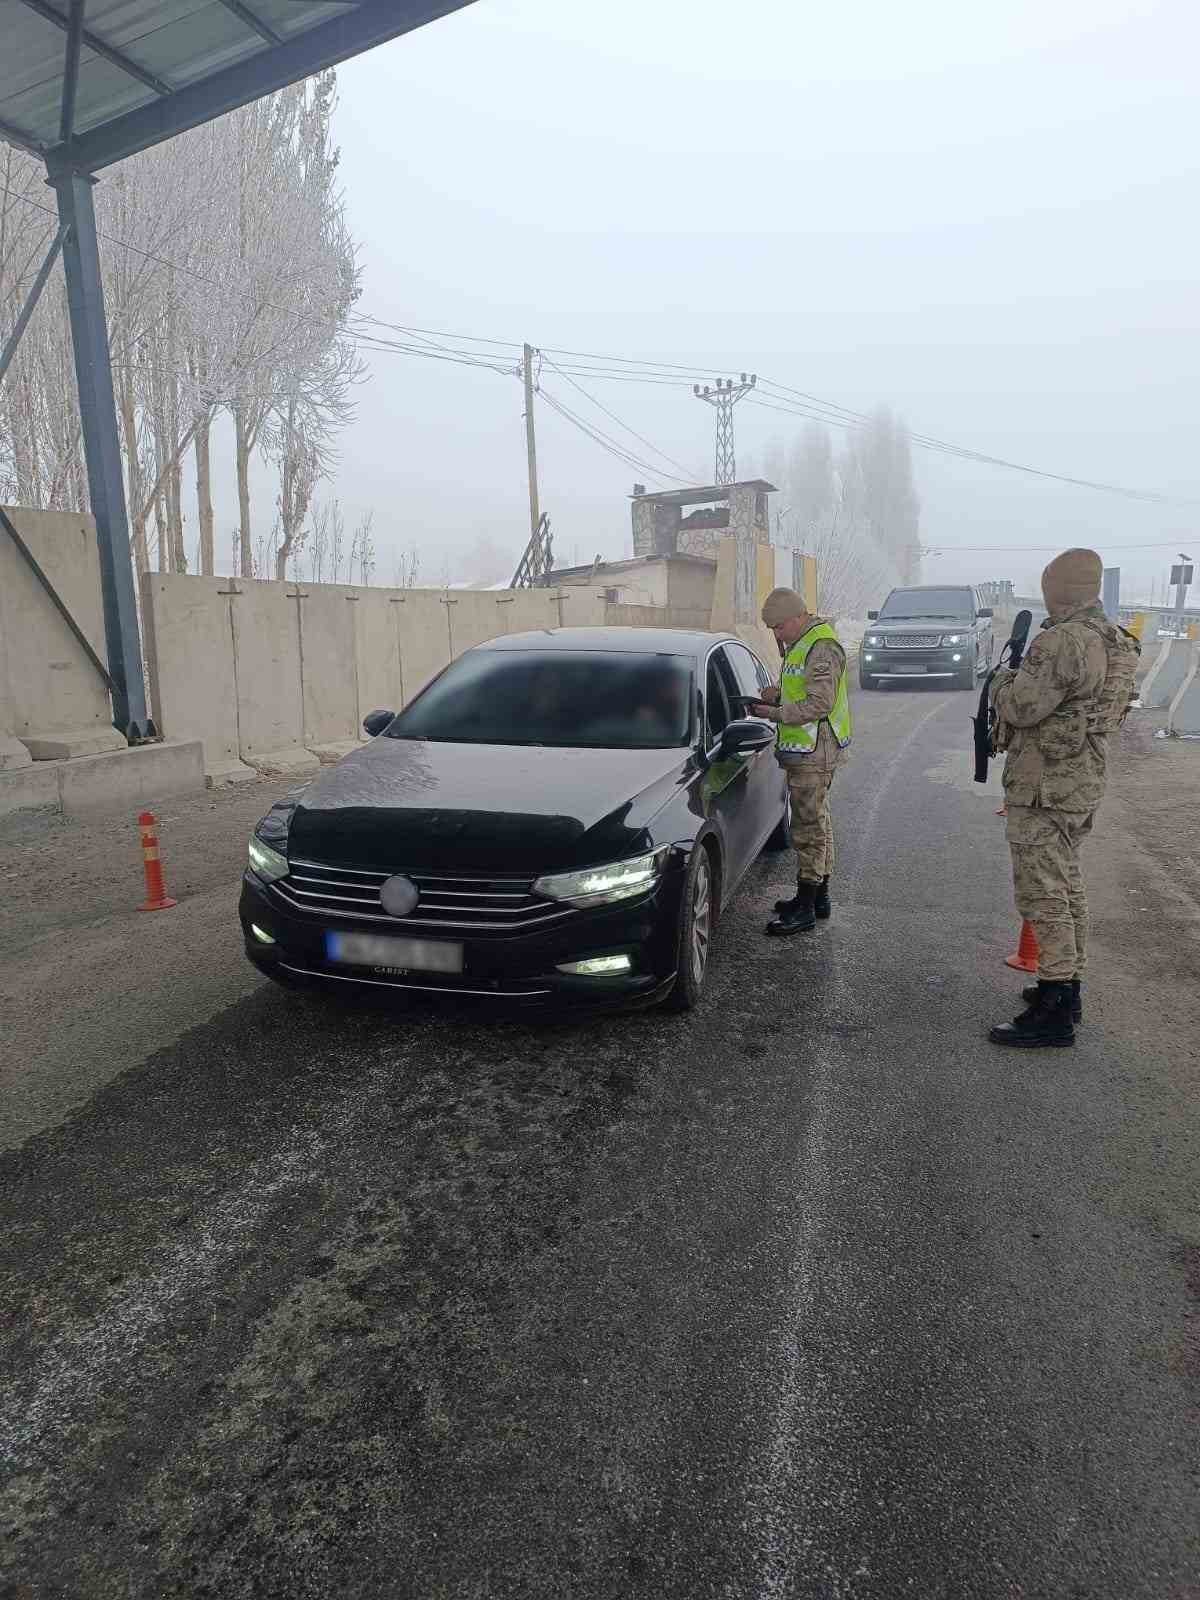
[249,923,276,945]
[952,654,962,662]
[557,954,632,977]
[864,653,874,662]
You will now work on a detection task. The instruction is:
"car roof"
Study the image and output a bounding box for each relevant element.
[474,626,737,658]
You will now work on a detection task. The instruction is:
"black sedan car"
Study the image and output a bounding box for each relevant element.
[240,628,789,1012]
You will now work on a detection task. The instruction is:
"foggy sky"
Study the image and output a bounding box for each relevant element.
[209,0,1199,605]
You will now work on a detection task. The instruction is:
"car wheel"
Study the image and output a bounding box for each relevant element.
[662,842,714,1013]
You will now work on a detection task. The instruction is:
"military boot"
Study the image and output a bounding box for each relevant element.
[774,877,831,918]
[989,981,1075,1048]
[1023,975,1082,1023]
[767,882,817,936]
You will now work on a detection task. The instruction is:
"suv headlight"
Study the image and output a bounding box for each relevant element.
[534,847,668,907]
[941,633,965,646]
[248,835,289,883]
[865,634,881,646]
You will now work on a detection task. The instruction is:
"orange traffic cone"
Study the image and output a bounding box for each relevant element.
[137,810,177,912]
[1004,919,1039,973]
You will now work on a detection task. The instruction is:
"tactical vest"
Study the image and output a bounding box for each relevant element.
[778,622,853,755]
[1076,616,1141,733]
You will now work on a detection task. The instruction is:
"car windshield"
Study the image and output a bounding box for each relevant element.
[879,588,975,621]
[384,649,694,749]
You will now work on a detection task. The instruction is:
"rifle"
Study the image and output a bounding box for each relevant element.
[973,609,1033,783]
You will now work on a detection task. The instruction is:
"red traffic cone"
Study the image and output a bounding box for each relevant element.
[1004,919,1039,973]
[137,810,177,912]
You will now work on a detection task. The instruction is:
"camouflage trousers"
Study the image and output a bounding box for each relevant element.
[786,763,836,885]
[1005,804,1096,981]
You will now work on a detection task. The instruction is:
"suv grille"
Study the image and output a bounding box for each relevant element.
[270,859,574,934]
[885,633,942,649]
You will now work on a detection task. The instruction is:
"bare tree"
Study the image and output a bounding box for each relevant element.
[758,409,920,617]
[349,510,375,586]
[393,547,420,589]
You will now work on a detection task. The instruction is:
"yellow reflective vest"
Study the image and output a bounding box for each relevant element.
[778,622,853,755]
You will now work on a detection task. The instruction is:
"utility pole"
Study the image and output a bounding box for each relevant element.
[523,343,540,542]
[1171,552,1193,636]
[693,373,756,485]
[509,343,554,589]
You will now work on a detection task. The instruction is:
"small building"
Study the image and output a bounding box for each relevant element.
[631,480,775,560]
[549,553,718,617]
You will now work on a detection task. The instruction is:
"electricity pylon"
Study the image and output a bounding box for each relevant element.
[693,373,756,484]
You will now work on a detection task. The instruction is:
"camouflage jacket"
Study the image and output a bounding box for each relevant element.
[989,603,1113,812]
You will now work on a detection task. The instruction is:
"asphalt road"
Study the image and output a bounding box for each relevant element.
[2,686,1198,1600]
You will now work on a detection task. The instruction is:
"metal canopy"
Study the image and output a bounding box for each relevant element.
[0,0,477,742]
[0,0,478,171]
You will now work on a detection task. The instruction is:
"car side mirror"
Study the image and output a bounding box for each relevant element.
[720,717,775,758]
[978,607,994,619]
[362,708,395,738]
[867,610,879,621]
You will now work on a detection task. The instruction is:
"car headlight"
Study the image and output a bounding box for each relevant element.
[248,835,289,883]
[941,633,964,646]
[534,847,668,907]
[865,634,881,646]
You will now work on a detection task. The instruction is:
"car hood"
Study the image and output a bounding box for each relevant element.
[286,736,692,874]
[871,618,973,634]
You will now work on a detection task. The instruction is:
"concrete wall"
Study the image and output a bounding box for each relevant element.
[665,559,718,614]
[141,574,612,783]
[0,507,124,762]
[602,603,712,631]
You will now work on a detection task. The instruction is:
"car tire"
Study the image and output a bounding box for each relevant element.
[662,842,715,1013]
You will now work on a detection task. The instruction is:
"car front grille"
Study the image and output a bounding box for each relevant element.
[270,859,574,934]
[885,633,943,649]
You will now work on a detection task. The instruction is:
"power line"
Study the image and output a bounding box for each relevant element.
[537,387,688,486]
[538,353,698,480]
[3,180,1194,509]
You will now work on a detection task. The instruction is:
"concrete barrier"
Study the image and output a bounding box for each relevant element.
[0,739,204,819]
[0,507,124,760]
[296,584,360,763]
[141,572,254,785]
[1137,637,1193,710]
[354,589,406,721]
[394,591,453,706]
[229,582,318,778]
[1165,641,1200,736]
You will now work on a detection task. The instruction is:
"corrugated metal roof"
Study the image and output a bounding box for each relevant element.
[0,0,475,168]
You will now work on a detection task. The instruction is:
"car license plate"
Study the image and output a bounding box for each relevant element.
[893,663,925,674]
[325,931,463,974]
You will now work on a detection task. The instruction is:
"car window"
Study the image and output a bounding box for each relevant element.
[386,649,694,749]
[705,653,733,744]
[879,587,975,621]
[725,642,764,700]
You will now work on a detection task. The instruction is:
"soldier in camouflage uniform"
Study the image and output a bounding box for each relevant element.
[750,588,852,935]
[988,548,1140,1048]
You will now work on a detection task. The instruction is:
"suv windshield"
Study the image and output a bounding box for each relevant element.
[879,588,975,621]
[385,649,694,749]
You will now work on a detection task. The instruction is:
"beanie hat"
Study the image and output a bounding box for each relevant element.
[1041,548,1103,614]
[761,587,808,626]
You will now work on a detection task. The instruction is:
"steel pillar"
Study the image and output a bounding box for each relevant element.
[51,171,152,741]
